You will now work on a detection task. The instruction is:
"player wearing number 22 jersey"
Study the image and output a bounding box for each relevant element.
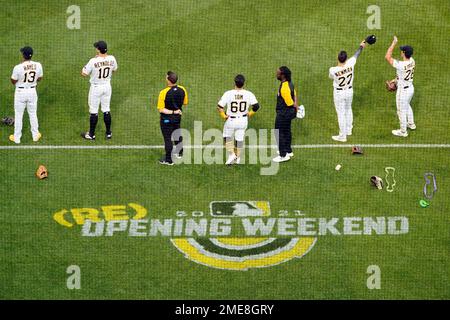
[329,39,367,142]
[81,41,118,140]
[9,46,43,144]
[385,36,416,138]
[217,74,260,165]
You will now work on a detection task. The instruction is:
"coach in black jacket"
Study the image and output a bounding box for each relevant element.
[273,66,298,163]
[157,71,188,165]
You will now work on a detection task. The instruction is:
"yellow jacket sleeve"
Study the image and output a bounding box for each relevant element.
[157,88,169,110]
[280,82,294,107]
[179,85,189,105]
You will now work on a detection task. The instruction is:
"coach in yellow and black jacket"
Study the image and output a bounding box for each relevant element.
[273,66,298,163]
[157,71,188,165]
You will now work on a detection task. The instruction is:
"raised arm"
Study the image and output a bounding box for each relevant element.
[385,36,398,65]
[354,40,367,58]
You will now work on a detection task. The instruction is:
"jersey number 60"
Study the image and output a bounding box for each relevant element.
[230,101,247,113]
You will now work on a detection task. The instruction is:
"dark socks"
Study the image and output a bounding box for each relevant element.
[89,113,98,137]
[103,112,111,134]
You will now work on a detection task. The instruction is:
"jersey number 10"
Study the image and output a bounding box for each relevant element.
[98,67,111,79]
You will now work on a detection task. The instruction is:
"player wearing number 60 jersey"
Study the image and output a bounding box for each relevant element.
[9,46,43,144]
[81,41,118,140]
[217,74,260,165]
[329,40,367,142]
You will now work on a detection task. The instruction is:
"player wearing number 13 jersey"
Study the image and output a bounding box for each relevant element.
[9,46,43,144]
[217,74,260,165]
[81,41,118,140]
[329,40,367,142]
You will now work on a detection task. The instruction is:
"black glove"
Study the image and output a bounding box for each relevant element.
[1,117,14,126]
[365,34,376,45]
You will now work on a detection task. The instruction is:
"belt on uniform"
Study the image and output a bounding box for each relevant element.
[336,86,352,91]
[229,114,248,119]
[403,86,409,89]
[18,86,35,89]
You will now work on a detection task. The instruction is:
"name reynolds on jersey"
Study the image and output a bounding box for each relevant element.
[80,216,409,237]
[94,61,114,68]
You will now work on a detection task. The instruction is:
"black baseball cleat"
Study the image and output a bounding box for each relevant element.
[81,132,95,140]
[159,159,174,166]
[106,132,112,139]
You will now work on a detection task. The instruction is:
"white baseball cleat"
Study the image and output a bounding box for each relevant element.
[272,155,291,163]
[332,135,347,142]
[9,135,20,144]
[235,157,241,164]
[347,131,352,136]
[407,123,416,130]
[226,154,237,165]
[33,132,42,142]
[81,132,95,140]
[392,129,408,137]
[277,151,294,157]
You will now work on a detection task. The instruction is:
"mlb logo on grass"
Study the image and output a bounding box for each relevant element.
[210,201,271,217]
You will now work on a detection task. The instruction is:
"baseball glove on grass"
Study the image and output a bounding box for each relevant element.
[1,116,14,126]
[36,165,48,180]
[370,176,384,190]
[352,146,363,155]
[386,80,397,92]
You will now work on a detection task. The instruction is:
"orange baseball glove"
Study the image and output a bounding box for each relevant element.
[36,165,48,180]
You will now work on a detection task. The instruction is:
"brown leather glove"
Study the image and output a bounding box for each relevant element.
[385,80,397,92]
[352,146,363,155]
[36,165,48,180]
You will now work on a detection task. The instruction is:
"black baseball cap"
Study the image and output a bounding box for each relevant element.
[94,41,108,53]
[20,46,33,60]
[400,45,413,58]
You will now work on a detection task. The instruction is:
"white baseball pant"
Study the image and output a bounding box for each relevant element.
[396,85,414,131]
[14,88,39,143]
[88,83,112,114]
[223,116,248,141]
[333,88,353,136]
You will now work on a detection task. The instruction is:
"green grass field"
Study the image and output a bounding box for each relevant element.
[1,0,449,299]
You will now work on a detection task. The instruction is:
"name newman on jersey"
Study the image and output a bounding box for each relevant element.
[333,66,353,77]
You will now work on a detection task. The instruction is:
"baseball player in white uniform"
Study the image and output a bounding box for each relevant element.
[217,74,260,165]
[329,40,367,142]
[9,47,43,144]
[81,41,118,140]
[385,36,416,137]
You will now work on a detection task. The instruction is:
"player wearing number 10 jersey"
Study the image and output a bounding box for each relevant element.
[217,74,260,165]
[329,39,367,142]
[81,41,118,140]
